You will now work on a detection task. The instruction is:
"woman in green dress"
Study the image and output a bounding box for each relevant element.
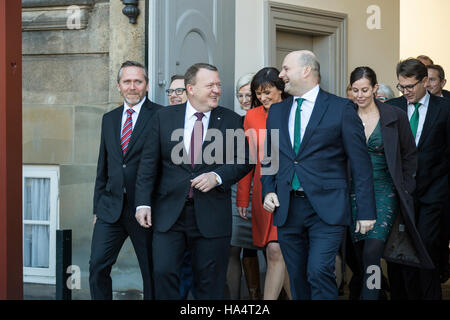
[349,66,417,300]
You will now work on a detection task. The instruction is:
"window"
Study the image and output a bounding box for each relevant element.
[23,165,59,284]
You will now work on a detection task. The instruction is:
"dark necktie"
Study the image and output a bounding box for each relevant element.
[188,112,204,197]
[120,108,135,155]
[292,98,305,190]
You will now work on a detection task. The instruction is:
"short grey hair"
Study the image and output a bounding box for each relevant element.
[298,51,320,78]
[117,60,149,83]
[235,73,255,94]
[377,84,395,100]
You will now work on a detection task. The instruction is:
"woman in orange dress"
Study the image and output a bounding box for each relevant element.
[236,67,291,300]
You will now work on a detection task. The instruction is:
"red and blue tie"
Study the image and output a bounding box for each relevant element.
[121,108,135,155]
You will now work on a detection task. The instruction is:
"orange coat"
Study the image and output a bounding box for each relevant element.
[236,106,277,247]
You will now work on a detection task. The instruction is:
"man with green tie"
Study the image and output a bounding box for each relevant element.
[387,58,450,300]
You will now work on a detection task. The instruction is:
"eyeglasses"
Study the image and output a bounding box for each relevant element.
[166,88,186,96]
[237,93,252,100]
[396,79,422,93]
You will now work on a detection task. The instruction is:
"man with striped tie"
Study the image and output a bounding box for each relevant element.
[89,61,162,300]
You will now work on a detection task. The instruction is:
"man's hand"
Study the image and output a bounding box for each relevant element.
[135,207,152,228]
[263,193,280,213]
[93,214,97,225]
[237,207,249,220]
[355,220,376,234]
[191,172,218,192]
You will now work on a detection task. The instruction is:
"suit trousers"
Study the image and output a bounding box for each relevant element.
[89,195,154,300]
[278,193,345,300]
[387,201,443,300]
[152,201,230,299]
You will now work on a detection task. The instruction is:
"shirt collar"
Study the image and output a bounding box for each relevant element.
[294,84,320,105]
[186,100,211,120]
[408,91,429,108]
[124,97,146,114]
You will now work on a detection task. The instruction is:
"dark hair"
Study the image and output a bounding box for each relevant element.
[396,58,428,81]
[417,55,434,65]
[350,66,378,87]
[117,60,148,83]
[427,64,446,81]
[250,67,290,108]
[184,63,218,87]
[170,74,185,84]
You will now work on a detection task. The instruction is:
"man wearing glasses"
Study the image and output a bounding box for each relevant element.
[167,75,188,106]
[387,58,450,300]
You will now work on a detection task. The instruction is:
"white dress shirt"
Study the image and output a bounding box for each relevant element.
[288,84,320,147]
[183,100,211,153]
[121,97,146,133]
[407,92,430,146]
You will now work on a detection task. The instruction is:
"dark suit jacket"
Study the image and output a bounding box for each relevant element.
[375,100,434,269]
[261,89,376,227]
[387,94,450,204]
[135,103,254,238]
[442,89,450,99]
[93,98,162,223]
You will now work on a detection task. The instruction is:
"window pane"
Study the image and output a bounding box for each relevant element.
[24,178,50,221]
[23,225,49,268]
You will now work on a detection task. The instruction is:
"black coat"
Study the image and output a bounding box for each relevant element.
[93,98,162,223]
[135,103,254,238]
[374,100,434,269]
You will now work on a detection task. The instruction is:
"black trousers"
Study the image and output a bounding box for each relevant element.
[89,195,154,300]
[152,201,230,300]
[387,201,443,300]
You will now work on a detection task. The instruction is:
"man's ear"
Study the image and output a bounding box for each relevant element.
[186,83,194,96]
[116,82,121,93]
[441,79,447,89]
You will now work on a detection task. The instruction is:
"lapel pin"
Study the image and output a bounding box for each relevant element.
[217,117,221,120]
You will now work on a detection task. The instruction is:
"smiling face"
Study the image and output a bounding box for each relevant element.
[168,79,187,105]
[117,66,149,106]
[351,77,378,109]
[255,84,283,110]
[237,84,252,111]
[426,68,446,96]
[279,52,304,96]
[187,68,221,112]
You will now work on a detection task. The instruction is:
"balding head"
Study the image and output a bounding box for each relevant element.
[279,50,321,96]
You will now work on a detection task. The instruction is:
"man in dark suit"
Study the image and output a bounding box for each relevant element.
[261,50,377,300]
[387,58,450,300]
[134,63,253,299]
[89,61,162,300]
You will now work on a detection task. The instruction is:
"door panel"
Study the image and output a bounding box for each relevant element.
[150,0,235,109]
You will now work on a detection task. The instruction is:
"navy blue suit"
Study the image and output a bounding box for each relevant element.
[261,89,376,299]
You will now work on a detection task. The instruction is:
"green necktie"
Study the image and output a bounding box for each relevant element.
[292,98,305,190]
[409,102,421,138]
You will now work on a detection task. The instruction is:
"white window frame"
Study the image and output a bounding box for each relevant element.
[22,165,60,284]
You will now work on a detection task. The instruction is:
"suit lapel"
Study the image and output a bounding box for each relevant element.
[124,100,151,159]
[418,94,441,148]
[113,105,124,157]
[378,101,398,173]
[280,97,296,159]
[297,89,329,156]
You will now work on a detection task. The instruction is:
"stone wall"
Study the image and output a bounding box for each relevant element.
[22,0,147,298]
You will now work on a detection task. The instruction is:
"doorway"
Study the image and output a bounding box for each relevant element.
[267,2,348,96]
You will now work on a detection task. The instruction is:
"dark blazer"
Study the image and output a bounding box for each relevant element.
[387,94,450,204]
[374,100,434,269]
[135,103,254,238]
[93,98,162,223]
[261,89,376,227]
[442,89,450,99]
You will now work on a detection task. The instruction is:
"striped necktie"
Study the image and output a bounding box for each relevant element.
[121,108,135,155]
